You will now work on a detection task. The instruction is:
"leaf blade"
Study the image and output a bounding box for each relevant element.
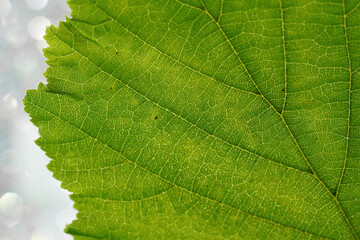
[24,0,360,239]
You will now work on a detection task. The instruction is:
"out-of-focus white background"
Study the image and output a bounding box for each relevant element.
[0,0,76,239]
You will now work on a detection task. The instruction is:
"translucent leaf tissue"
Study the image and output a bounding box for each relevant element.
[24,0,360,239]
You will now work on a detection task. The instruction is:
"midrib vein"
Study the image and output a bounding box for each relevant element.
[44,1,358,238]
[336,0,353,199]
[181,1,358,238]
[334,1,357,238]
[26,101,331,240]
[196,0,318,176]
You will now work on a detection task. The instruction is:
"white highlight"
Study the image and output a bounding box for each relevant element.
[28,16,51,40]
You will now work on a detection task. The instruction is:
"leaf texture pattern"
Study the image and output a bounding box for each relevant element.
[24,0,360,239]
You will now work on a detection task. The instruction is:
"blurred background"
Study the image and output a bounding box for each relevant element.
[0,0,76,239]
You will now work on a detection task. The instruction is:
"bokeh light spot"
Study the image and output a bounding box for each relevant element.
[3,92,18,110]
[28,16,51,40]
[25,0,48,11]
[0,192,23,218]
[0,0,11,18]
[31,228,54,240]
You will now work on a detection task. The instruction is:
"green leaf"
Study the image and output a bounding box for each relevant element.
[24,0,360,239]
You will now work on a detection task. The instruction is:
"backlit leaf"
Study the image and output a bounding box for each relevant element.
[24,0,360,239]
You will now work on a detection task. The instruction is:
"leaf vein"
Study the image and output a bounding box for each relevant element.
[54,22,314,175]
[25,100,332,240]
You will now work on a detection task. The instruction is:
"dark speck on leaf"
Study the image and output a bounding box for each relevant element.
[116,52,118,55]
[281,88,285,92]
[110,87,113,90]
[154,116,158,120]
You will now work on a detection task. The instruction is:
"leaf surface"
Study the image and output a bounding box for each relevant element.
[24,0,360,239]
